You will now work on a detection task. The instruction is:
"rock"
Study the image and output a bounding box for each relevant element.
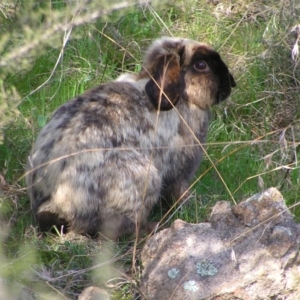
[140,188,300,299]
[78,286,110,300]
[16,287,36,300]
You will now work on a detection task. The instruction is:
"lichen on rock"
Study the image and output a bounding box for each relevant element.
[196,261,218,277]
[168,268,180,279]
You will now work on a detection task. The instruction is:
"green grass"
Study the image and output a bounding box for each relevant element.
[1,0,300,299]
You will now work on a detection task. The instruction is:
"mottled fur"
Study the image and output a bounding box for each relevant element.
[26,37,236,239]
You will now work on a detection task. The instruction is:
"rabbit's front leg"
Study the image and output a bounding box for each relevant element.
[160,178,192,210]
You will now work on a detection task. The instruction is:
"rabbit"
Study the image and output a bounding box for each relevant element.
[26,37,236,240]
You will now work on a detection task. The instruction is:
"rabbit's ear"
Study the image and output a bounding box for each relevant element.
[145,53,182,111]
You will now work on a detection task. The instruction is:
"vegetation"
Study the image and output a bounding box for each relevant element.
[0,0,299,298]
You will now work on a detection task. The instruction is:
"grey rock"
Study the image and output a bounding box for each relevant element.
[78,286,110,300]
[140,187,300,299]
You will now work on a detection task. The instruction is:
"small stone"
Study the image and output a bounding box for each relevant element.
[78,286,110,300]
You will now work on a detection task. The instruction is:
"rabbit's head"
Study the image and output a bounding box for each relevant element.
[141,37,236,111]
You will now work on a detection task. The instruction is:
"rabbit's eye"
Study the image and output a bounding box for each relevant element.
[194,61,208,71]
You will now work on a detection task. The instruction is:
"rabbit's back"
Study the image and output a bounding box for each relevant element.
[27,80,184,238]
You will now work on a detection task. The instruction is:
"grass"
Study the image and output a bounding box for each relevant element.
[1,0,300,299]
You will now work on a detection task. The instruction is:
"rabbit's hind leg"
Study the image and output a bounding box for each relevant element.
[97,153,163,240]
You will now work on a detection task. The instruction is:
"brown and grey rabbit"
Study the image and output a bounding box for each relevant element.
[26,37,236,240]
